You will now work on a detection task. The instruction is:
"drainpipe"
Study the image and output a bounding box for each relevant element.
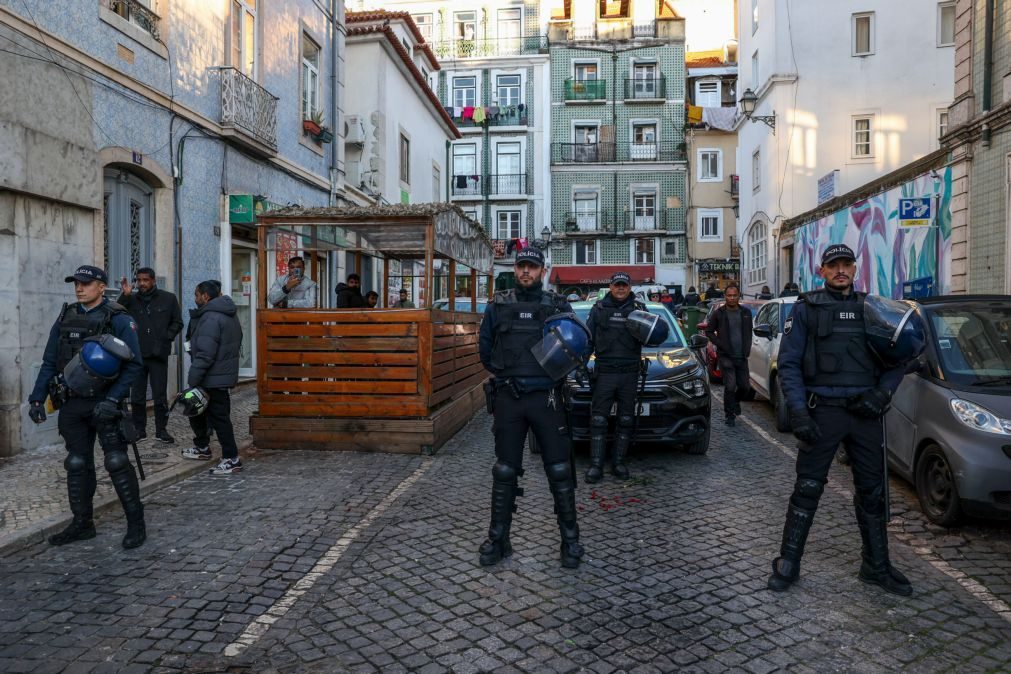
[330,0,342,204]
[611,48,618,236]
[982,0,995,147]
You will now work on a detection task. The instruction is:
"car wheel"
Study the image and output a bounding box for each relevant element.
[526,429,541,455]
[915,444,963,527]
[684,423,711,455]
[773,374,791,432]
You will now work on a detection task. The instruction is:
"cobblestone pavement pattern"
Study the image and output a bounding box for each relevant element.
[1,394,1010,672]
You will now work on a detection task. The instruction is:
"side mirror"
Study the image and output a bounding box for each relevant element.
[690,334,709,349]
[753,324,773,339]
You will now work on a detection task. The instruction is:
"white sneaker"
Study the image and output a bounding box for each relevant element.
[182,446,212,460]
[210,458,242,475]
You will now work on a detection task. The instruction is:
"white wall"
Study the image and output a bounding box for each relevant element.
[736,0,954,293]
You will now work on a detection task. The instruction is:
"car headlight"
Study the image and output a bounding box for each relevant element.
[949,399,1011,435]
[676,377,707,398]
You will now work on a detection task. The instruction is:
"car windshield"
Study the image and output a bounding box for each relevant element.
[572,303,686,349]
[927,305,1011,386]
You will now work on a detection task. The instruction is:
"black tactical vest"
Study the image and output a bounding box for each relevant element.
[489,289,566,378]
[56,301,127,370]
[591,298,644,371]
[801,290,879,387]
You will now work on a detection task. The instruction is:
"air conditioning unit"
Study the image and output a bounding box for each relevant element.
[344,115,366,146]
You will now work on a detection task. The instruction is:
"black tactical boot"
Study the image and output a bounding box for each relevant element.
[611,431,631,480]
[108,454,147,549]
[855,496,912,597]
[49,466,97,546]
[767,503,816,592]
[479,462,520,566]
[585,434,606,483]
[546,462,584,569]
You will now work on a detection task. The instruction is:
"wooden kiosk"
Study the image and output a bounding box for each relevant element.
[250,204,494,453]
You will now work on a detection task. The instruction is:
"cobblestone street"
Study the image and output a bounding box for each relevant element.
[1,396,1010,673]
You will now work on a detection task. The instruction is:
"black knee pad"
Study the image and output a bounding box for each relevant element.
[590,415,608,433]
[617,415,634,430]
[791,478,825,510]
[544,461,570,483]
[64,453,89,475]
[492,461,518,483]
[104,449,131,475]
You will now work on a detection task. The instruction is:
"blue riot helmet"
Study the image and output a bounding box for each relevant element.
[530,313,592,381]
[63,335,133,398]
[863,295,926,368]
[626,310,670,347]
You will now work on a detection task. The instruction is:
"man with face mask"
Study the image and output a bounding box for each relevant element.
[119,268,183,442]
[181,281,244,475]
[767,244,914,597]
[477,248,584,569]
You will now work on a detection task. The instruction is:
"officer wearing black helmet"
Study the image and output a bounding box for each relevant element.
[27,265,147,549]
[478,247,586,569]
[768,244,925,596]
[584,271,647,482]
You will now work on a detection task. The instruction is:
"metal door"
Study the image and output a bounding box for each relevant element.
[103,169,153,290]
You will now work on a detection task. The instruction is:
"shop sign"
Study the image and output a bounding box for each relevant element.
[698,259,740,273]
[229,194,255,224]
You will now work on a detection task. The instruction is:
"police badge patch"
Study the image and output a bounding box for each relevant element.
[784,315,794,335]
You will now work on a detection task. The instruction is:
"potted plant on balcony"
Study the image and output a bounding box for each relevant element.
[303,109,333,144]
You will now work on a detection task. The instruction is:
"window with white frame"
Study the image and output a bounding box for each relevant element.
[695,80,721,107]
[496,210,522,240]
[452,76,477,108]
[697,149,722,182]
[575,240,597,265]
[452,143,477,194]
[399,134,410,184]
[631,122,657,160]
[937,109,949,140]
[633,238,655,264]
[752,149,761,192]
[574,62,598,81]
[632,190,656,230]
[698,209,722,241]
[230,0,257,79]
[632,62,658,97]
[413,13,432,42]
[751,51,759,89]
[498,8,521,53]
[852,13,874,56]
[454,11,476,41]
[747,221,767,285]
[496,74,521,107]
[938,2,955,47]
[752,0,759,34]
[853,115,873,157]
[573,190,599,231]
[495,142,522,193]
[301,34,320,122]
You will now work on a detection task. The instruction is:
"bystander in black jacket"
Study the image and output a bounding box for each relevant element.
[119,288,183,359]
[188,296,242,389]
[705,302,754,358]
[335,282,365,308]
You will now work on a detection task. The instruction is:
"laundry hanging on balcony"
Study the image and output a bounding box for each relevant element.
[686,105,703,124]
[702,106,737,131]
[462,106,476,120]
[472,106,486,123]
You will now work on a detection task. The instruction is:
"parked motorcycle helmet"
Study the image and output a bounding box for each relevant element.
[863,295,926,368]
[530,312,592,381]
[63,335,132,397]
[625,310,670,347]
[171,386,209,417]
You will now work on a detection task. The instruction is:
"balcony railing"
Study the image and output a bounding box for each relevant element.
[624,77,666,100]
[552,142,687,164]
[219,67,279,154]
[451,174,531,196]
[106,0,160,40]
[451,103,530,128]
[560,211,617,235]
[621,210,668,234]
[564,79,606,101]
[431,35,549,60]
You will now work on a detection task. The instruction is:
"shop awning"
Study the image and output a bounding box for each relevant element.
[550,265,656,286]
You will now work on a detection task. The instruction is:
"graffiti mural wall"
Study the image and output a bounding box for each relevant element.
[792,167,952,298]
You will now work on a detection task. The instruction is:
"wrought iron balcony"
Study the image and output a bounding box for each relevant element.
[450,174,531,196]
[620,210,668,234]
[219,67,279,156]
[451,175,482,196]
[552,142,687,164]
[431,35,549,60]
[560,211,617,235]
[624,76,666,100]
[564,79,606,101]
[106,0,161,40]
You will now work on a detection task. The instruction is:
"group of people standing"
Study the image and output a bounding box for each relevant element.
[268,258,416,310]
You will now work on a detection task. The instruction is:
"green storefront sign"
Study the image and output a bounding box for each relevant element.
[229,194,286,224]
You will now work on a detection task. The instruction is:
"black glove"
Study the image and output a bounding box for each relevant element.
[790,408,822,444]
[93,399,122,425]
[847,387,892,419]
[28,401,46,424]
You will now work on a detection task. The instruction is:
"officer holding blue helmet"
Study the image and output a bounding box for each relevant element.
[478,247,587,569]
[768,244,925,597]
[27,265,146,549]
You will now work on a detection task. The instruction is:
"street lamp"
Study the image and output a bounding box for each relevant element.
[739,88,776,134]
[532,225,553,250]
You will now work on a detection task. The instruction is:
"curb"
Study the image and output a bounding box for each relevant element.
[0,437,254,558]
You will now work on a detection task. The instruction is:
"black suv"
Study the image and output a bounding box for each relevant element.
[560,301,712,454]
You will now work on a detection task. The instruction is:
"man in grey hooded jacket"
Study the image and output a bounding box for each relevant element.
[181,280,244,475]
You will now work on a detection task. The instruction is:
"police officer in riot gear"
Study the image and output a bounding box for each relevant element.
[768,244,922,596]
[585,271,647,482]
[27,265,147,549]
[478,248,584,569]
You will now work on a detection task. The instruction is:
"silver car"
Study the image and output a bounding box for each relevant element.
[886,295,1011,526]
[748,297,798,431]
